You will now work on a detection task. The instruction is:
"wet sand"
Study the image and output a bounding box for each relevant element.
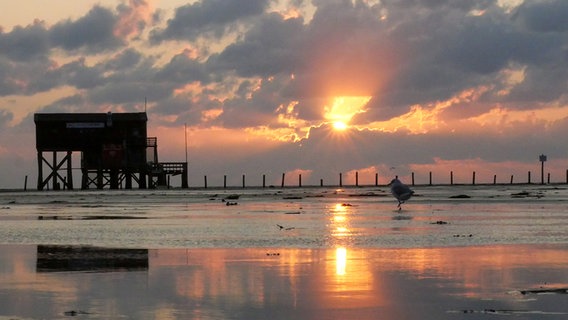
[1,185,568,319]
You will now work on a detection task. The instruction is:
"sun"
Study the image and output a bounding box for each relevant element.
[324,96,371,131]
[333,121,348,131]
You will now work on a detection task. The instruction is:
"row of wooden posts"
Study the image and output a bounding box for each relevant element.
[201,170,563,188]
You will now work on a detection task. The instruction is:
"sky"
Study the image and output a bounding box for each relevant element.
[1,0,568,189]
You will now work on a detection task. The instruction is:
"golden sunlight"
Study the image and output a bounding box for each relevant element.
[324,96,371,129]
[336,247,347,276]
[333,121,348,131]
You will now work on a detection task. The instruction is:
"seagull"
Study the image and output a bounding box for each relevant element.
[388,178,414,211]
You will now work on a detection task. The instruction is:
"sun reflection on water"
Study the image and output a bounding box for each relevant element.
[336,247,347,276]
[330,203,353,241]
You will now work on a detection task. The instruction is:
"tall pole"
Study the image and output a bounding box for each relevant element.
[541,161,544,184]
[183,123,189,188]
[184,123,188,164]
[539,154,547,185]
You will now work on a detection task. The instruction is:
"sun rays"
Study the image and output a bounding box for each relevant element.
[325,96,371,131]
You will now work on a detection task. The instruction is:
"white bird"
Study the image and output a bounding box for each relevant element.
[388,178,414,211]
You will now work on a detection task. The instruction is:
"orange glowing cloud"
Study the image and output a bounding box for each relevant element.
[114,0,153,40]
[200,108,223,122]
[246,126,309,143]
[364,86,492,134]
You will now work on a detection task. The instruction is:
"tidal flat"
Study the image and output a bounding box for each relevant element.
[1,185,567,319]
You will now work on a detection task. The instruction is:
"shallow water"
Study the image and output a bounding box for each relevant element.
[1,245,568,319]
[0,185,567,248]
[1,185,568,319]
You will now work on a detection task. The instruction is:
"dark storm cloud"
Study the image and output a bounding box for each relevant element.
[1,0,566,118]
[207,13,306,77]
[49,6,123,52]
[150,0,270,42]
[155,51,210,84]
[0,22,49,61]
[507,62,568,103]
[0,4,133,97]
[201,76,302,127]
[351,0,568,121]
[0,58,22,95]
[102,48,144,71]
[153,95,218,124]
[85,52,174,105]
[0,5,124,64]
[514,0,568,33]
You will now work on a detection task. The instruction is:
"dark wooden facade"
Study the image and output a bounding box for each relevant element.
[34,112,188,190]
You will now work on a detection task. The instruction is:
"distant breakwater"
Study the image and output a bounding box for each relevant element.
[22,169,566,191]
[194,170,564,189]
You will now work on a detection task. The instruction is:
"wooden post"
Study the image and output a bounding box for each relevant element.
[540,155,546,184]
[66,151,73,190]
[547,173,550,184]
[411,172,415,186]
[24,175,28,191]
[97,167,103,190]
[281,173,285,188]
[429,171,432,186]
[472,171,476,185]
[37,152,43,190]
[299,174,302,187]
[528,171,531,184]
[263,174,266,188]
[204,175,207,188]
[339,173,343,187]
[52,152,58,190]
[375,173,378,186]
[493,175,497,185]
[510,175,514,184]
[355,172,359,187]
[242,174,245,188]
[450,171,453,185]
[181,162,188,189]
[224,175,227,188]
[320,179,323,187]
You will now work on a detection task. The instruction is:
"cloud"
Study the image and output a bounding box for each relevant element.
[3,0,568,188]
[0,21,50,62]
[49,6,124,52]
[150,0,270,42]
[114,0,153,40]
[207,13,306,78]
[155,50,210,84]
[514,0,568,33]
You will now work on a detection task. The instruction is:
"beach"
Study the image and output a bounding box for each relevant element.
[1,185,568,319]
